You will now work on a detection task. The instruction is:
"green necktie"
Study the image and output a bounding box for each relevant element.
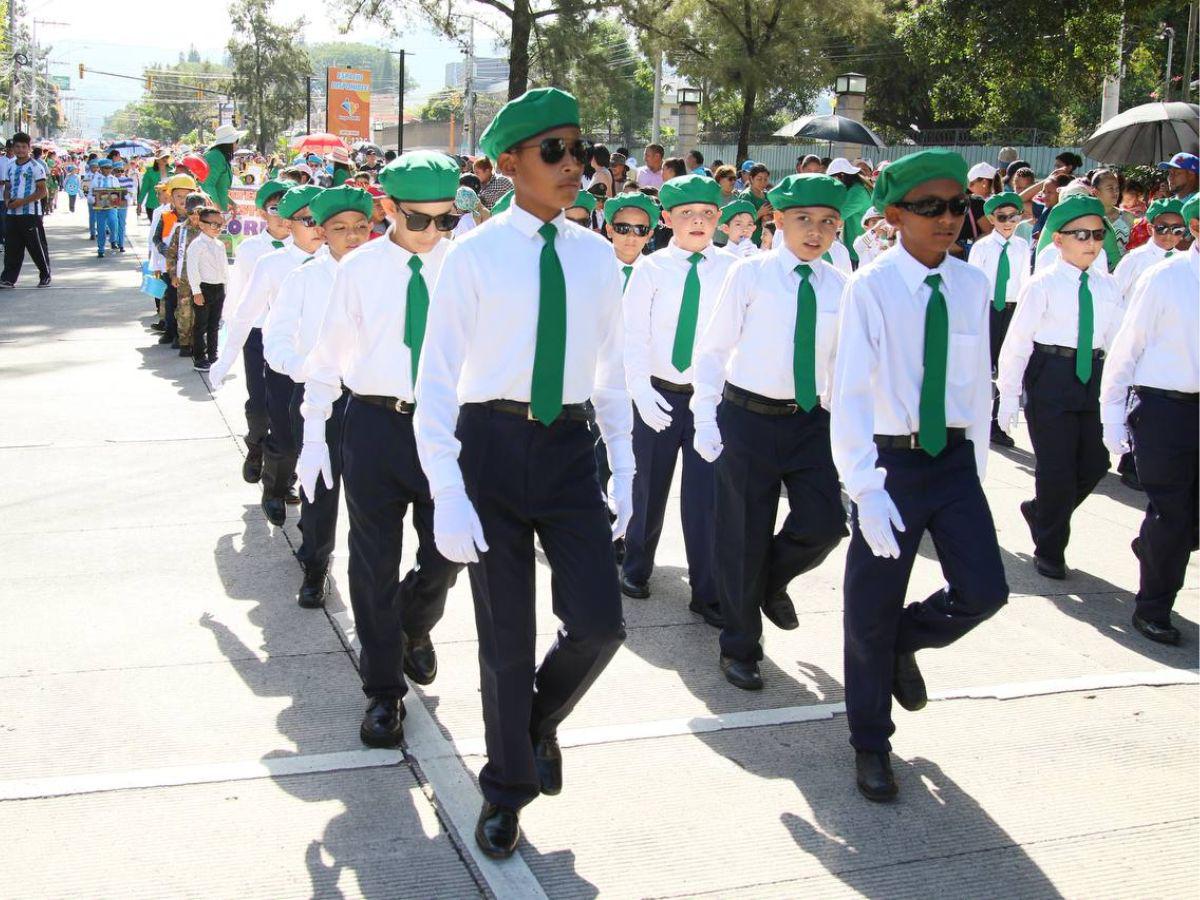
[1076,271,1094,383]
[821,251,833,264]
[531,223,567,425]
[993,240,1010,311]
[1165,250,1175,258]
[793,264,818,411]
[621,264,633,293]
[403,255,429,384]
[919,274,949,456]
[270,239,284,249]
[671,251,705,372]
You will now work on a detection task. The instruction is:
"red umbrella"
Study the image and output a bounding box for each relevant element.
[290,132,347,153]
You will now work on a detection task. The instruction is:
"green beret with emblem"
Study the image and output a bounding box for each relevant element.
[873,149,968,209]
[478,87,580,160]
[378,150,460,202]
[277,185,324,219]
[309,184,374,225]
[602,192,660,229]
[658,173,722,211]
[767,174,846,213]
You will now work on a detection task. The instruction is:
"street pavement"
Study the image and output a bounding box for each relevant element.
[1,207,1196,899]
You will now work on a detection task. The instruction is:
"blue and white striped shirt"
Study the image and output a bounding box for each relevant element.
[6,158,46,215]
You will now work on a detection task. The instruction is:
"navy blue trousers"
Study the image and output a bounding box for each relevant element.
[623,386,716,606]
[341,398,461,699]
[289,384,348,572]
[716,398,847,662]
[262,365,297,500]
[1023,350,1110,565]
[1129,391,1199,624]
[989,302,1015,426]
[242,328,270,447]
[844,440,1008,753]
[458,404,626,809]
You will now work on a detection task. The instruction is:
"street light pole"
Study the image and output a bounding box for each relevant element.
[306,76,312,133]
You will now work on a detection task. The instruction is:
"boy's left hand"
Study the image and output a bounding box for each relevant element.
[193,293,204,307]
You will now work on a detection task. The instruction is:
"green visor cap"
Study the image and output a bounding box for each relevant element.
[767,174,846,213]
[718,199,758,224]
[1181,194,1199,223]
[378,150,461,202]
[1036,195,1109,253]
[602,192,660,229]
[478,87,580,160]
[983,191,1024,216]
[568,190,597,213]
[277,185,325,219]
[256,179,290,209]
[873,149,967,209]
[658,173,722,210]
[1145,197,1183,222]
[309,184,374,224]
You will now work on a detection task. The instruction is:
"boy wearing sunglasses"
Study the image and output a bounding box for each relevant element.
[621,173,735,629]
[997,194,1125,580]
[210,185,328,526]
[1113,198,1185,301]
[967,191,1032,447]
[184,207,229,371]
[692,174,850,692]
[1098,195,1199,646]
[296,154,464,746]
[413,88,632,860]
[564,189,596,228]
[831,150,1007,803]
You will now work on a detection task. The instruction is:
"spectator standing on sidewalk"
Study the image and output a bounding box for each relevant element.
[0,132,51,288]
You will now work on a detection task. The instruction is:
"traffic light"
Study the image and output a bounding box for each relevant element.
[78,63,85,79]
[145,75,153,90]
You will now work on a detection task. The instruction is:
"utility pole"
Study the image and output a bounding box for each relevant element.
[650,50,662,145]
[1100,5,1125,123]
[386,49,409,155]
[7,0,17,133]
[305,75,312,134]
[1184,1,1198,103]
[465,18,476,155]
[29,19,67,138]
[1163,25,1176,102]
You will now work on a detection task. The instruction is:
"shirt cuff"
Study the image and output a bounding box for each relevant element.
[1100,401,1128,426]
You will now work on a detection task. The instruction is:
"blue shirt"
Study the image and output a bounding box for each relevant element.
[6,158,46,215]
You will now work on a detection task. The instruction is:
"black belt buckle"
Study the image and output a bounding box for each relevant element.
[395,399,414,414]
[909,433,919,450]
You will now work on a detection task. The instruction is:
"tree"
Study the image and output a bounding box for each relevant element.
[227,0,311,151]
[102,58,231,142]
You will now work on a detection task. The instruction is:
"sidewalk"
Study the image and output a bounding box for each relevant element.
[0,207,1196,899]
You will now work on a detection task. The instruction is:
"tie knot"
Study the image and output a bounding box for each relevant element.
[622,265,633,275]
[1079,271,1089,286]
[795,263,813,279]
[688,251,705,265]
[924,273,941,290]
[538,222,557,244]
[408,255,423,274]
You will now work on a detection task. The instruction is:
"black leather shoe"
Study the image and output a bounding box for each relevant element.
[359,696,405,747]
[1132,612,1181,645]
[762,590,799,630]
[990,427,1015,448]
[855,750,898,802]
[403,634,438,685]
[179,346,192,357]
[284,486,301,506]
[892,651,927,712]
[242,445,263,483]
[1033,554,1067,580]
[720,655,763,691]
[620,575,650,600]
[533,733,563,796]
[297,567,328,608]
[1120,470,1144,492]
[688,599,725,628]
[261,495,286,526]
[157,332,173,345]
[150,321,166,332]
[475,803,520,859]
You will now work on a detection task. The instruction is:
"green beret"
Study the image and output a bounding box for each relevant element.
[873,149,968,209]
[603,193,660,229]
[1036,195,1109,254]
[378,150,460,202]
[309,184,373,225]
[255,179,290,209]
[1145,198,1184,222]
[983,191,1024,216]
[568,190,596,213]
[767,174,846,213]
[658,173,722,211]
[1182,195,1200,224]
[491,189,514,214]
[478,87,580,160]
[277,185,324,219]
[718,199,758,225]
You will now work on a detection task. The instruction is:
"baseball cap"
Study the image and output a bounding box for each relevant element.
[826,158,860,177]
[967,162,998,181]
[1159,152,1199,173]
[740,160,757,172]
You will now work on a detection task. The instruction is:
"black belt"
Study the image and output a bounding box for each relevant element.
[723,383,812,416]
[1034,342,1104,360]
[476,399,591,422]
[874,428,967,451]
[1135,385,1199,403]
[352,392,414,414]
[652,376,693,395]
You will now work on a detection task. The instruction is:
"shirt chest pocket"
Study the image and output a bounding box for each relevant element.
[947,333,981,388]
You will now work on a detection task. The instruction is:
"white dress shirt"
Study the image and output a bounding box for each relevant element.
[185,232,229,290]
[1112,240,1174,301]
[414,205,632,497]
[852,230,893,267]
[1036,242,1108,275]
[147,205,167,272]
[225,231,293,327]
[1100,248,1200,425]
[635,166,664,188]
[967,231,1031,304]
[623,239,738,388]
[831,239,993,502]
[693,246,846,424]
[996,259,1125,401]
[824,238,853,275]
[263,254,338,383]
[300,233,450,433]
[719,238,758,260]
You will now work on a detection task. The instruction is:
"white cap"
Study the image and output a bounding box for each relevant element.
[967,162,997,181]
[860,206,882,227]
[825,158,859,177]
[1058,179,1094,200]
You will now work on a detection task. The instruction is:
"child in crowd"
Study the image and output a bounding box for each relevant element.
[185,205,230,371]
[717,199,758,258]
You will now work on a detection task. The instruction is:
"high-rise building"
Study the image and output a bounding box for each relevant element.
[445,58,510,90]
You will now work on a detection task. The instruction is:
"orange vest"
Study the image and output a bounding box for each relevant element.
[162,210,179,239]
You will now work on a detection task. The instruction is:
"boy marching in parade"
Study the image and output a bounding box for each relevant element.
[1113,198,1186,300]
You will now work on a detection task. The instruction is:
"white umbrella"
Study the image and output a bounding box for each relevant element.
[1082,102,1199,165]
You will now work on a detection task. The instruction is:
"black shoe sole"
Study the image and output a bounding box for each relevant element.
[474,827,519,860]
[857,781,898,803]
[620,581,650,600]
[1034,558,1067,580]
[1132,617,1181,646]
[358,726,404,748]
[403,659,437,686]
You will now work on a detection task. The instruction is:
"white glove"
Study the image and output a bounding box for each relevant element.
[607,471,634,540]
[855,489,906,559]
[433,487,488,564]
[997,395,1020,435]
[207,355,232,389]
[694,421,723,463]
[632,384,673,432]
[296,441,332,502]
[1103,421,1130,456]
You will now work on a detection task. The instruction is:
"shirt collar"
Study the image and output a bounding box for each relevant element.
[665,239,716,263]
[1048,257,1085,284]
[773,242,825,282]
[891,237,952,296]
[508,202,567,239]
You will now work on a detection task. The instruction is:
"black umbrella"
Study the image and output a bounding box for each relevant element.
[352,141,384,155]
[1082,102,1199,165]
[773,114,886,148]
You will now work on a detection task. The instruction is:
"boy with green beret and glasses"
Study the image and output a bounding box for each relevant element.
[298,152,465,747]
[263,185,372,609]
[413,89,633,859]
[692,174,851,691]
[968,191,1032,447]
[717,199,759,257]
[997,194,1125,579]
[831,149,1008,803]
[565,189,596,227]
[1113,198,1186,300]
[621,173,736,628]
[210,185,328,526]
[1098,195,1200,646]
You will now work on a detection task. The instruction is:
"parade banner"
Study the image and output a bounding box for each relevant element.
[220,184,267,261]
[326,66,372,142]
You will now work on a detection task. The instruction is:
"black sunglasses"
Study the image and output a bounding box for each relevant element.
[291,215,318,227]
[510,137,588,166]
[396,205,462,233]
[1059,228,1107,242]
[1152,224,1188,236]
[992,212,1021,223]
[565,214,591,226]
[611,222,652,237]
[893,195,971,218]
